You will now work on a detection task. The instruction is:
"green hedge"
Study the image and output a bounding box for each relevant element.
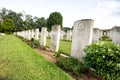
[84,43,120,80]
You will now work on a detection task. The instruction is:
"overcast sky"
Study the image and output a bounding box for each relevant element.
[0,0,120,29]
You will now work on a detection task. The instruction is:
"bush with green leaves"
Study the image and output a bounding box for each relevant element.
[56,57,87,76]
[101,35,111,41]
[84,43,120,80]
[1,18,14,34]
[30,38,39,48]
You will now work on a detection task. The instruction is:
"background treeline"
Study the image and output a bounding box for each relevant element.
[0,7,47,33]
[0,7,64,33]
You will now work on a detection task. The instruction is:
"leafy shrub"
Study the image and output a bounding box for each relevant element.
[31,38,39,48]
[101,35,111,41]
[84,43,120,80]
[56,57,87,76]
[1,18,14,34]
[54,51,61,58]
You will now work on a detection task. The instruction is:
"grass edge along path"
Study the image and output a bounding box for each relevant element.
[0,35,73,80]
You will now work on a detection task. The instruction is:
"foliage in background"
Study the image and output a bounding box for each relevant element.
[1,18,14,34]
[34,17,47,31]
[62,27,73,32]
[47,12,63,31]
[84,43,120,80]
[24,15,35,30]
[0,7,47,32]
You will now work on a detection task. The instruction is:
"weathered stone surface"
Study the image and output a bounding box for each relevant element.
[40,27,47,46]
[110,26,120,44]
[28,30,31,40]
[34,28,39,40]
[71,19,94,61]
[60,31,64,40]
[46,31,48,37]
[66,30,72,41]
[92,28,99,43]
[31,29,34,38]
[50,25,61,52]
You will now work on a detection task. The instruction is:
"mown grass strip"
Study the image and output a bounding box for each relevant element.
[0,35,72,80]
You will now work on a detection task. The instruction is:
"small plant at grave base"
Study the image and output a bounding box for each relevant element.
[54,50,61,58]
[47,36,51,39]
[31,38,39,48]
[56,57,87,76]
[40,46,46,50]
[84,43,120,80]
[31,38,34,42]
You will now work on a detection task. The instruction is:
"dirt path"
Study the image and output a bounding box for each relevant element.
[34,48,56,63]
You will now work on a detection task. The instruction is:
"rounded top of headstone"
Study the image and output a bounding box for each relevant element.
[93,28,100,30]
[75,19,94,23]
[52,25,61,31]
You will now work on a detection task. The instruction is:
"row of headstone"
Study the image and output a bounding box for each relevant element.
[92,26,120,44]
[16,29,39,40]
[16,19,120,61]
[16,19,94,61]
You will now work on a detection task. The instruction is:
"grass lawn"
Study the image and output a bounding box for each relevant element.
[98,40,113,45]
[0,35,72,80]
[46,38,71,55]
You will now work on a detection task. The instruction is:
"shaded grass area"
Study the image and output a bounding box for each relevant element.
[46,38,71,55]
[0,35,72,80]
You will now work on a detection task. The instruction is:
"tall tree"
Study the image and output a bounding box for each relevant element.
[1,9,24,31]
[1,7,8,20]
[24,15,35,30]
[47,12,63,31]
[1,18,14,34]
[34,17,47,31]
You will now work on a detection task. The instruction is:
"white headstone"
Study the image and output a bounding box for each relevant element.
[60,31,64,40]
[71,19,94,61]
[50,25,61,52]
[92,28,99,43]
[40,27,47,46]
[111,27,120,44]
[28,30,31,40]
[99,30,103,40]
[46,31,48,37]
[66,30,72,41]
[31,29,34,39]
[34,28,39,40]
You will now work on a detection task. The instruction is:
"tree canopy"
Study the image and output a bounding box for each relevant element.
[47,12,63,31]
[1,18,14,34]
[0,7,47,32]
[0,8,62,32]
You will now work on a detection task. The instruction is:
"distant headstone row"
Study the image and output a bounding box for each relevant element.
[16,19,120,61]
[92,26,120,44]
